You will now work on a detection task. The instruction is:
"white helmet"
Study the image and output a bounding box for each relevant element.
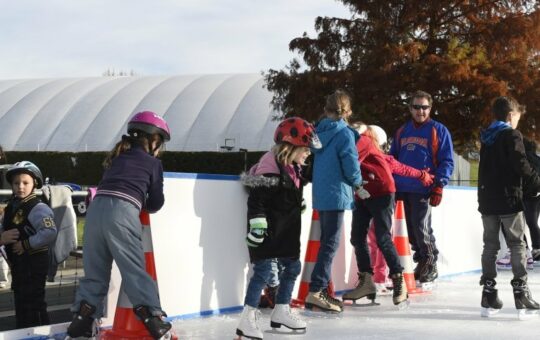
[369,125,387,147]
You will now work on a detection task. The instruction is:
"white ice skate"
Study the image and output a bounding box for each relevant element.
[270,304,307,333]
[236,305,263,340]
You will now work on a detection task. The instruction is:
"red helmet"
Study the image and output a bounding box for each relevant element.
[274,117,321,149]
[128,111,171,141]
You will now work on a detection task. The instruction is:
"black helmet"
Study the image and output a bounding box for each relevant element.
[6,161,44,189]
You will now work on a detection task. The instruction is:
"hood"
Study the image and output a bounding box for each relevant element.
[480,120,511,146]
[314,118,357,152]
[241,151,280,188]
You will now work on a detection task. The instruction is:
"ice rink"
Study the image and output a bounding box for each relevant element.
[170,270,540,340]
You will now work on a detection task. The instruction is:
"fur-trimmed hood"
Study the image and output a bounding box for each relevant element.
[240,172,280,188]
[241,151,281,188]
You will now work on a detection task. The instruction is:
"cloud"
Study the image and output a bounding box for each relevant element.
[0,0,351,79]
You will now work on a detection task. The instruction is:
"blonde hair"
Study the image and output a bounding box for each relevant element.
[103,133,161,169]
[324,89,353,121]
[272,143,307,166]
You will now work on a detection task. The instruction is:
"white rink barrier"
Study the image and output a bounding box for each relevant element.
[1,173,483,339]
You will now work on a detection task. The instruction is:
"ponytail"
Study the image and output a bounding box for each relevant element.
[102,132,162,169]
[324,89,353,121]
[103,135,132,169]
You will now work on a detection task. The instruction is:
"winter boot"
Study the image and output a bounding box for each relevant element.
[419,263,438,283]
[342,272,376,303]
[270,304,306,331]
[390,273,408,306]
[133,305,172,340]
[511,279,540,313]
[259,285,278,309]
[236,305,263,340]
[66,300,98,339]
[480,279,503,317]
[305,288,343,313]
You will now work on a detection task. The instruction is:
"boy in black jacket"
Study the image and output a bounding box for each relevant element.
[478,96,540,317]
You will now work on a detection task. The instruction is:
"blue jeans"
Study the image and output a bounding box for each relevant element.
[309,210,344,292]
[244,257,301,307]
[351,194,403,275]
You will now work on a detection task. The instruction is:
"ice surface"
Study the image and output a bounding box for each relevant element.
[170,270,540,339]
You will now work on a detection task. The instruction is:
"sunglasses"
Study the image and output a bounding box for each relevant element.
[411,104,431,110]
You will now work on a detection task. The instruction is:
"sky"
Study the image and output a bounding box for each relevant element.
[0,0,352,79]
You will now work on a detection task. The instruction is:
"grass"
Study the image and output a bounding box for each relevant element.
[77,217,85,247]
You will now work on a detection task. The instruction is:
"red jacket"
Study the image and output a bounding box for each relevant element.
[357,135,422,198]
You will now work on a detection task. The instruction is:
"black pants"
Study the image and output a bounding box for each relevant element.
[524,196,540,249]
[10,250,50,329]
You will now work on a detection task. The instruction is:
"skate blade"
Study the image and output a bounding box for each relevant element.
[235,330,263,340]
[302,306,343,318]
[417,282,436,291]
[495,264,512,270]
[268,326,307,335]
[344,299,380,307]
[517,309,540,320]
[480,307,501,317]
[395,299,410,310]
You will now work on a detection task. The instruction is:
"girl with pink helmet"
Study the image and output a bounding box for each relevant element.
[66,111,173,339]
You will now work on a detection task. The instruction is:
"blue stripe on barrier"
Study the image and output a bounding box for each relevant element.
[164,172,240,181]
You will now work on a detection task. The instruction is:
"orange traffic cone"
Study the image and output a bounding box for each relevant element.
[292,209,335,307]
[101,211,177,339]
[392,200,420,294]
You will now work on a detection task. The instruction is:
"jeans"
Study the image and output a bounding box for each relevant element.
[309,210,344,292]
[351,194,403,276]
[481,213,527,282]
[244,257,301,307]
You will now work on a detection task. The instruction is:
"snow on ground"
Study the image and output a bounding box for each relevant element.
[171,270,540,340]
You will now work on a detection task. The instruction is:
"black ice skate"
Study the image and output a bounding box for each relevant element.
[511,279,540,319]
[134,305,173,339]
[480,279,502,317]
[66,300,99,339]
[418,263,438,291]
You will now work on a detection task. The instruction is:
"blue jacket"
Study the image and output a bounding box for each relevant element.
[389,118,454,194]
[312,118,362,210]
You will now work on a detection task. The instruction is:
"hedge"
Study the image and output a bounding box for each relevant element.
[5,151,265,186]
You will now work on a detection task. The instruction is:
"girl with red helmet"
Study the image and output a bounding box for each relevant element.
[0,161,57,328]
[67,111,173,339]
[236,117,319,339]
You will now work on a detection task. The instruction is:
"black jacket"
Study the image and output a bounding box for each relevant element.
[523,138,540,199]
[241,157,305,262]
[478,128,540,215]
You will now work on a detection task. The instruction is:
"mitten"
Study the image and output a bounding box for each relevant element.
[418,169,434,187]
[246,217,267,247]
[355,182,371,200]
[429,186,443,207]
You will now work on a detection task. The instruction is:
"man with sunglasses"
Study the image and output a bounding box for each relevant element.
[389,90,454,287]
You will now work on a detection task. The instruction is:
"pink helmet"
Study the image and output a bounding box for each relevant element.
[128,111,171,141]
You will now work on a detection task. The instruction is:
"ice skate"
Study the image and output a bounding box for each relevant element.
[526,249,534,270]
[480,279,502,317]
[374,282,392,296]
[413,260,426,281]
[417,263,438,291]
[532,249,540,267]
[305,288,343,313]
[391,273,409,308]
[496,251,511,270]
[133,305,173,340]
[342,272,377,305]
[511,279,540,320]
[259,285,278,309]
[236,305,263,340]
[270,304,306,333]
[65,300,99,339]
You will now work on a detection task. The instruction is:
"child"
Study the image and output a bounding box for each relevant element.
[66,111,173,339]
[237,117,320,339]
[343,123,433,306]
[478,97,540,316]
[305,89,364,313]
[0,161,57,328]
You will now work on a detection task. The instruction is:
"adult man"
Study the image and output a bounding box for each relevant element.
[478,97,540,315]
[389,90,454,284]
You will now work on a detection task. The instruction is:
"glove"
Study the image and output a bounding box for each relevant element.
[301,198,306,214]
[418,168,434,187]
[246,217,267,247]
[355,182,371,200]
[429,186,443,207]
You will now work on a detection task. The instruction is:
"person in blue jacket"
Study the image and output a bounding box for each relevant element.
[389,90,454,284]
[305,89,367,313]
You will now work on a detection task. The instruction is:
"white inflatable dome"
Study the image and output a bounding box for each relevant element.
[0,74,280,152]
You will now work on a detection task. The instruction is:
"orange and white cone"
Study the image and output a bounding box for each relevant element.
[392,200,420,294]
[101,211,177,339]
[292,209,335,307]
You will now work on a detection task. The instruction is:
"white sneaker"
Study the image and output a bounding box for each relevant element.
[236,305,263,340]
[270,304,306,330]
